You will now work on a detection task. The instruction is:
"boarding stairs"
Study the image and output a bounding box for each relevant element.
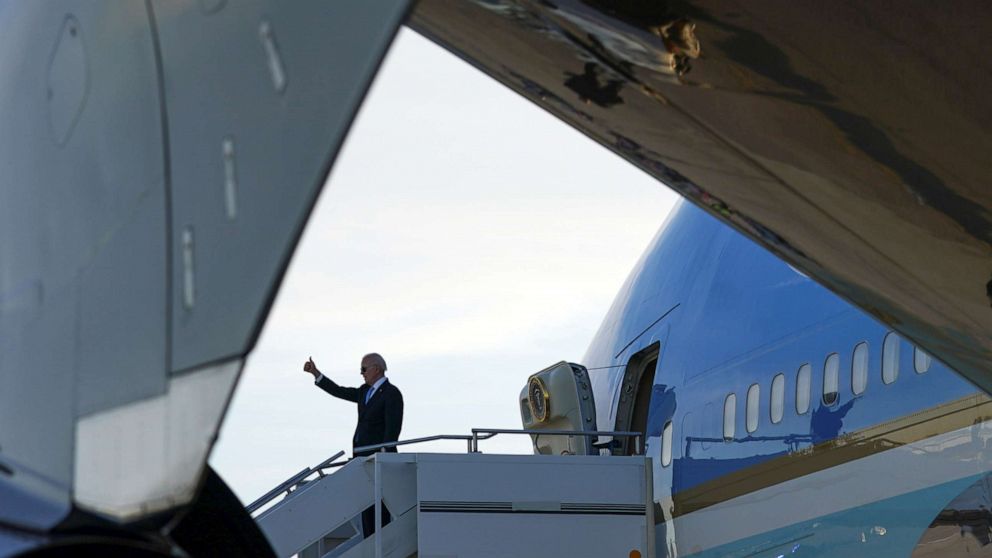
[249,429,653,558]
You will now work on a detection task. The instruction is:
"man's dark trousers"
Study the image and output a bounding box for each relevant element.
[355,447,392,538]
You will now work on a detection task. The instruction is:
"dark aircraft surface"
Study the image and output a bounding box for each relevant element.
[410,0,992,393]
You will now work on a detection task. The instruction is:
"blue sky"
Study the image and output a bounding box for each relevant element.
[210,28,678,503]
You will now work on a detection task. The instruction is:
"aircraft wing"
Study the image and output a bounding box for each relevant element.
[0,0,408,538]
[408,1,992,390]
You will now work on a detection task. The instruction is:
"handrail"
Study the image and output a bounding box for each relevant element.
[246,450,346,513]
[353,434,476,455]
[249,428,645,513]
[355,429,644,455]
[470,428,644,454]
[314,450,347,477]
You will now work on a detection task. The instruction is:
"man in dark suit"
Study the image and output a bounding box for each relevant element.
[303,353,403,537]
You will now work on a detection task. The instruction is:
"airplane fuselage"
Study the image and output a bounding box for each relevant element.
[586,202,991,556]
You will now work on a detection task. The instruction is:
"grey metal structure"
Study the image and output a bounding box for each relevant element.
[0,1,409,554]
[254,438,653,558]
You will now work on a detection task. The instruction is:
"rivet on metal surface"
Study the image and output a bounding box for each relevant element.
[259,20,287,93]
[182,228,196,310]
[222,137,238,220]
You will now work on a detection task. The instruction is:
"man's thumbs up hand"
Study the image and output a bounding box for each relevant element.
[304,357,319,377]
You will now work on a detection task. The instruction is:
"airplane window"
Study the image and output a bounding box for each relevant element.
[852,342,868,395]
[723,394,736,441]
[882,332,900,384]
[662,420,673,467]
[770,373,785,424]
[746,384,760,433]
[796,364,811,414]
[823,353,839,406]
[914,347,932,373]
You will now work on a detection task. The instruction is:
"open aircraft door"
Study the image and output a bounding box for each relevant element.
[520,361,602,455]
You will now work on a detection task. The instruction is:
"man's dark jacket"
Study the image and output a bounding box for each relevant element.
[317,376,403,456]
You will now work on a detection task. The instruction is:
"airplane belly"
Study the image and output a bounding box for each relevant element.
[408,0,992,395]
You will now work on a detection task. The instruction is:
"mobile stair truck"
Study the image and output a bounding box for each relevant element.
[250,362,655,558]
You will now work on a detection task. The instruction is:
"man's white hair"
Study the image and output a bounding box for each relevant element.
[364,352,387,372]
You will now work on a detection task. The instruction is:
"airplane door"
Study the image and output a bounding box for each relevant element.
[616,343,660,455]
[616,341,681,557]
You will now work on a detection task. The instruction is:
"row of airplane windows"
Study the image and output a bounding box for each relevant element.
[657,332,932,468]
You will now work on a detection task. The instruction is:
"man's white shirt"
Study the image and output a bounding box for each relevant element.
[364,376,387,403]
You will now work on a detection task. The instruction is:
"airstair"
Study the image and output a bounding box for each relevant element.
[249,429,654,558]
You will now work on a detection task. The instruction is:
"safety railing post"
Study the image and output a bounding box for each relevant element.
[374,456,382,558]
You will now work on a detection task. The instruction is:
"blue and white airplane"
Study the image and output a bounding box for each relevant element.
[585,200,992,557]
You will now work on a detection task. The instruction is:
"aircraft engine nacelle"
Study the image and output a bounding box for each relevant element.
[519,361,598,455]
